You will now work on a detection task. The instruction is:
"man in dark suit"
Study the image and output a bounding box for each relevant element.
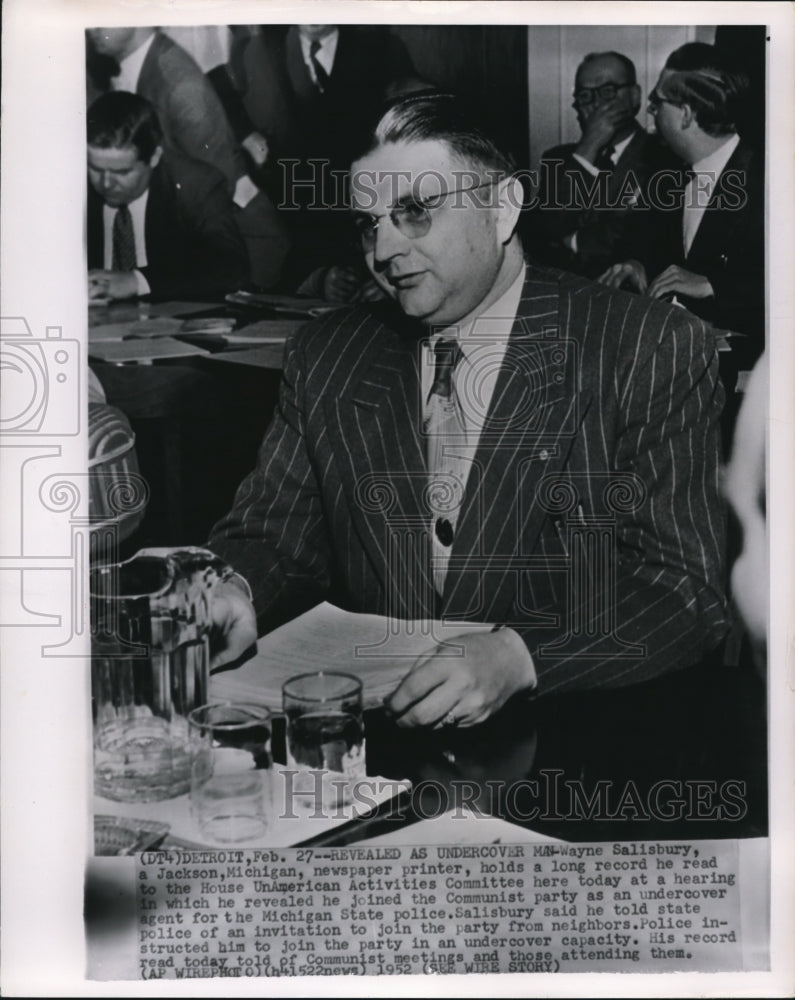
[86,27,290,289]
[528,51,674,278]
[599,43,764,358]
[87,92,248,302]
[208,94,728,726]
[229,24,416,289]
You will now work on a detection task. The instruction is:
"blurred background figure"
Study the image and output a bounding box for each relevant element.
[86,27,290,289]
[87,92,248,302]
[527,51,676,278]
[599,43,763,363]
[227,24,417,297]
[723,352,767,675]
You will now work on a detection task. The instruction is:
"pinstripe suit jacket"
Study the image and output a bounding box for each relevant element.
[209,263,729,695]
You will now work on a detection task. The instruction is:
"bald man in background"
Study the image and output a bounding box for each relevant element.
[529,51,675,278]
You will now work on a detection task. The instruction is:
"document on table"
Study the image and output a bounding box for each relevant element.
[214,318,303,344]
[211,601,492,711]
[88,316,184,343]
[225,290,344,317]
[87,337,210,362]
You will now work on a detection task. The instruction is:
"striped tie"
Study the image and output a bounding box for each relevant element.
[426,338,465,592]
[309,40,329,93]
[112,205,136,271]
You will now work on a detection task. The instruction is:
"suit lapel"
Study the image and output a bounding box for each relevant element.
[143,164,167,268]
[443,271,584,623]
[325,318,436,619]
[286,26,318,101]
[686,142,753,264]
[606,127,644,199]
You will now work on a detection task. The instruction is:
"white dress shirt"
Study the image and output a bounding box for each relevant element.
[572,130,634,178]
[102,192,150,295]
[299,29,340,84]
[683,132,741,256]
[110,31,156,92]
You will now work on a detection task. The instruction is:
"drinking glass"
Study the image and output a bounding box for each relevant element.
[188,702,273,844]
[282,672,366,810]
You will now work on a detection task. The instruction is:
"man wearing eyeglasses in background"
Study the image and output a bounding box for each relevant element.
[206,93,728,727]
[599,43,763,374]
[528,51,675,278]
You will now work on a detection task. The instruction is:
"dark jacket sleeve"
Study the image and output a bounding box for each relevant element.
[142,163,249,301]
[207,330,333,634]
[515,305,729,695]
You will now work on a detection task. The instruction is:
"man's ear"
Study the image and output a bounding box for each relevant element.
[680,104,695,130]
[148,145,163,169]
[496,174,524,244]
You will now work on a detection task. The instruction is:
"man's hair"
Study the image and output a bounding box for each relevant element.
[577,51,637,86]
[663,42,749,137]
[359,92,516,176]
[87,91,163,162]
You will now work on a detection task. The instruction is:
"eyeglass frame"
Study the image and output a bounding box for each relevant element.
[351,179,503,249]
[572,81,634,107]
[647,88,686,112]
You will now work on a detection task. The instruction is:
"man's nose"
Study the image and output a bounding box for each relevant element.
[372,215,409,263]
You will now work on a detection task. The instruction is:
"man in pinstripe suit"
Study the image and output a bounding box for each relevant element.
[208,94,728,727]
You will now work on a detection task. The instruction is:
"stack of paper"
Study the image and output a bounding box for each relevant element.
[225,290,342,317]
[88,337,209,363]
[88,316,184,343]
[211,601,491,711]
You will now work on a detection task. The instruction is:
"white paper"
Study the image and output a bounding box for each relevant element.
[212,601,493,710]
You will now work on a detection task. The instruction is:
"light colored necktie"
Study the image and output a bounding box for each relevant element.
[425,338,466,594]
[682,168,699,256]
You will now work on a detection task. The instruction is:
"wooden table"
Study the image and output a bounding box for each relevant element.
[90,301,303,545]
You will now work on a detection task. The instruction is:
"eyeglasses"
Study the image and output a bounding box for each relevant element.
[572,81,633,106]
[647,89,685,112]
[352,180,500,249]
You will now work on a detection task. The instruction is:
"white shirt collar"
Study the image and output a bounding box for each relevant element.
[111,31,157,93]
[611,131,635,163]
[691,132,741,177]
[432,263,526,353]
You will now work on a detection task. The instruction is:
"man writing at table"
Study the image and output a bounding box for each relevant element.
[207,93,728,727]
[87,91,248,302]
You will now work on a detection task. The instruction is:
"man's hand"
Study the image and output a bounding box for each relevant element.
[323,265,362,303]
[242,131,269,167]
[647,265,714,301]
[384,629,536,728]
[575,102,627,164]
[88,269,139,302]
[210,580,257,669]
[597,259,648,293]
